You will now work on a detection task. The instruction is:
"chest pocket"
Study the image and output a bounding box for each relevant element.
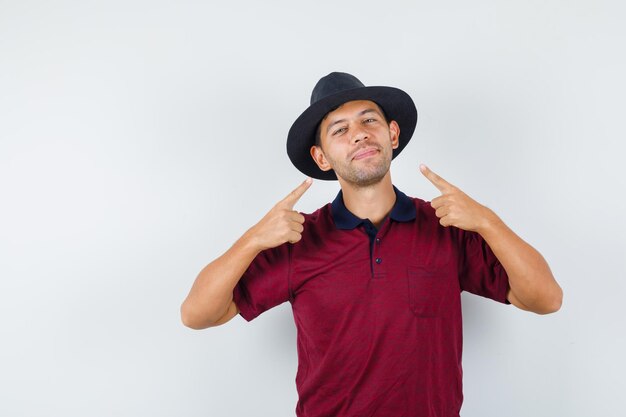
[407,265,452,318]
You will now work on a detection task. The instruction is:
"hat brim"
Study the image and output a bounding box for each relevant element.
[287,86,418,180]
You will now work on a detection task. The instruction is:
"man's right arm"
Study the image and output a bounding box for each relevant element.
[180,178,312,330]
[180,231,261,329]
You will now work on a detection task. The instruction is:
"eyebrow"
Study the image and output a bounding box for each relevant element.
[325,108,381,135]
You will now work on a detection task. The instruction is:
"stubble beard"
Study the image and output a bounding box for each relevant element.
[326,146,392,188]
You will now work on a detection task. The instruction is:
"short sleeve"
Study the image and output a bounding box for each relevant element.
[232,242,292,321]
[457,229,511,305]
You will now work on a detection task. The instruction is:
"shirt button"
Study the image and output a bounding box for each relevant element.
[375,257,382,264]
[375,238,380,243]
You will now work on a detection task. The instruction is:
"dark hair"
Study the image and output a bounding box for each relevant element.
[314,101,389,149]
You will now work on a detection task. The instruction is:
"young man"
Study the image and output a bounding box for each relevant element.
[181,72,563,417]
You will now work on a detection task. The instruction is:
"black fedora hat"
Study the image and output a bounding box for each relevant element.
[287,72,418,180]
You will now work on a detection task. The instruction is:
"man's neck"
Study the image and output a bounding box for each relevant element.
[338,172,396,229]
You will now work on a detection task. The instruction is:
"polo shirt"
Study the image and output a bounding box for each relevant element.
[232,185,511,417]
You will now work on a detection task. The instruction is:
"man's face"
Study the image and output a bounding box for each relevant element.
[310,100,400,187]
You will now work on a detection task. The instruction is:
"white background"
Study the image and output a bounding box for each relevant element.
[1,1,625,416]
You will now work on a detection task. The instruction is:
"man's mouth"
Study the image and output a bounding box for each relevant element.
[352,148,379,160]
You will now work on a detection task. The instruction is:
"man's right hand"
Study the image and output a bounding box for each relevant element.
[246,178,313,251]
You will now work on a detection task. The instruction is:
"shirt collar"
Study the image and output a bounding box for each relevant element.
[330,185,416,230]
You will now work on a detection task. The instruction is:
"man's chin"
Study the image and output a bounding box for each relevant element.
[338,169,390,188]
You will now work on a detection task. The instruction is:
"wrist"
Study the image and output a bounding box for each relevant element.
[240,226,265,254]
[476,207,503,237]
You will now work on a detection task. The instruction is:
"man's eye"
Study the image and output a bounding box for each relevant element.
[333,127,347,135]
[364,118,376,123]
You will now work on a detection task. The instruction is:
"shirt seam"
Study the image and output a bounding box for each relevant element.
[288,243,295,303]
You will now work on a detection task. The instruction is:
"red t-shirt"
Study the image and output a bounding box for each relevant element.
[232,186,511,417]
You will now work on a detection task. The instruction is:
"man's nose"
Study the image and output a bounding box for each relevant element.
[351,124,369,144]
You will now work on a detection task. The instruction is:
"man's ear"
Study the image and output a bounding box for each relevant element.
[310,145,333,172]
[389,120,400,150]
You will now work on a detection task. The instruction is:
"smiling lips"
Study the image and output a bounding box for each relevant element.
[352,147,379,160]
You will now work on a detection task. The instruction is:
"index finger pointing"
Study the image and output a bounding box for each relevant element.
[419,164,454,193]
[280,177,313,209]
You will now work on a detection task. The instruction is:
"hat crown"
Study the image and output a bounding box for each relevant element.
[310,72,365,105]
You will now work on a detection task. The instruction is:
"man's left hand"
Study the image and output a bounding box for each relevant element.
[419,164,496,233]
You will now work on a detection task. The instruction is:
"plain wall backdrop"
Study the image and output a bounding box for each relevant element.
[1,1,625,416]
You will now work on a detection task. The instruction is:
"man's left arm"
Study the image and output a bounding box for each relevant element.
[420,164,563,315]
